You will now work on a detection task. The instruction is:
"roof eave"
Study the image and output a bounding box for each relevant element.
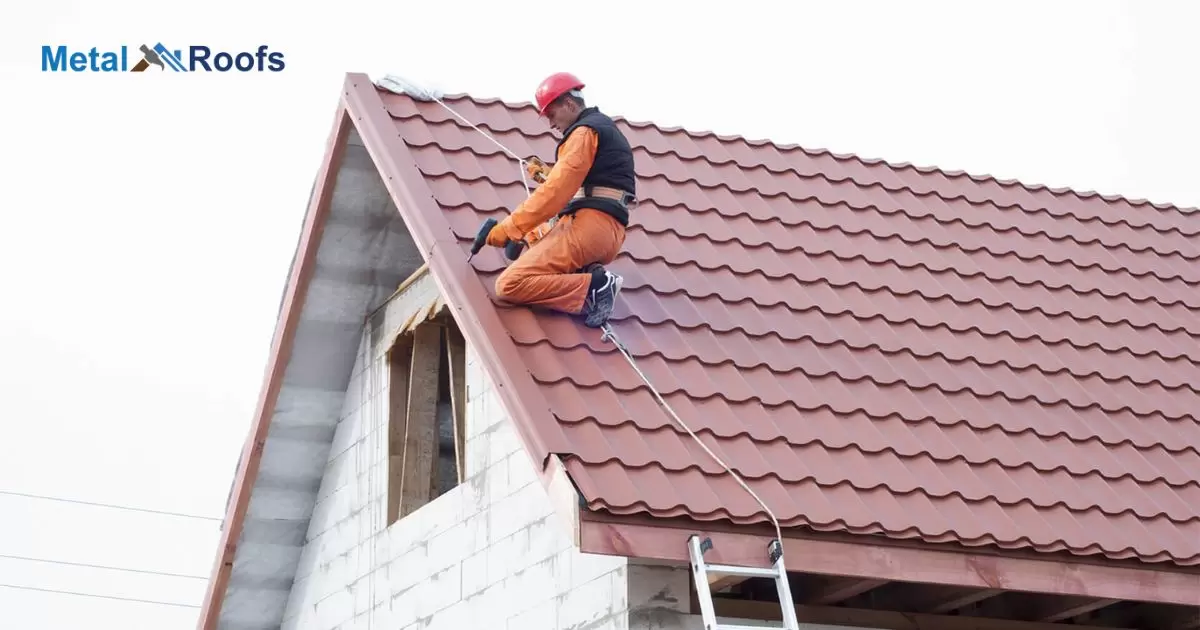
[576,513,1200,607]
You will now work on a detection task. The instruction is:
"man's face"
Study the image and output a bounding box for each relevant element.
[544,99,577,132]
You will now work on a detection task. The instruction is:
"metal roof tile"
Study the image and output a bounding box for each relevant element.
[387,90,1200,566]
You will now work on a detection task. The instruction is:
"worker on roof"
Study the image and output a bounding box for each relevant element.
[483,72,636,328]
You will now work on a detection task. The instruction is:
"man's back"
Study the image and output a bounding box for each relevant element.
[557,106,637,200]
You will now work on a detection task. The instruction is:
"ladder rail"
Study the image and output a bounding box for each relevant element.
[689,536,721,627]
[689,535,799,630]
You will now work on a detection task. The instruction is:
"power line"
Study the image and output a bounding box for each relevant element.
[0,490,222,522]
[0,553,207,581]
[0,583,199,609]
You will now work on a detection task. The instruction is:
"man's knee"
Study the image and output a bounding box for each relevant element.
[494,267,527,302]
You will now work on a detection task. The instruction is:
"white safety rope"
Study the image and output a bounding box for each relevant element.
[598,325,784,549]
[376,75,532,197]
[376,74,785,555]
[430,100,533,198]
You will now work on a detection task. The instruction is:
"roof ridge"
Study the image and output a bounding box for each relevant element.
[431,92,1195,215]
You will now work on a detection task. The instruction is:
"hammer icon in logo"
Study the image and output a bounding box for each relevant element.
[131,44,165,72]
[140,44,165,70]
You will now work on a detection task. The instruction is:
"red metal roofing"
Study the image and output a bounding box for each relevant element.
[380,88,1200,567]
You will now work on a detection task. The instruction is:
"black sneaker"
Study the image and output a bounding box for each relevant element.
[584,268,623,328]
[580,263,604,312]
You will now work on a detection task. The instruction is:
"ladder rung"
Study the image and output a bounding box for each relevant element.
[716,624,784,630]
[703,563,778,579]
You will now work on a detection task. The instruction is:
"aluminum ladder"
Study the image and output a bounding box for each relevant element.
[688,535,799,630]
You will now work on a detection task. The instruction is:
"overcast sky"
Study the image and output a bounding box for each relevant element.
[0,0,1196,628]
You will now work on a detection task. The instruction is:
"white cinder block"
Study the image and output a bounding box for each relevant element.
[319,553,352,602]
[485,528,521,581]
[467,512,490,555]
[507,597,555,629]
[498,580,538,619]
[597,613,633,630]
[369,601,396,629]
[351,576,373,619]
[457,512,488,557]
[465,433,491,479]
[467,393,488,438]
[487,489,536,544]
[506,449,538,489]
[557,571,619,630]
[425,520,471,575]
[524,514,569,569]
[460,548,489,598]
[613,566,629,612]
[389,579,424,629]
[519,479,555,519]
[462,579,506,622]
[423,601,472,630]
[487,421,523,467]
[460,471,486,515]
[573,552,625,591]
[367,528,392,570]
[386,545,428,596]
[421,562,463,617]
[479,458,510,506]
[314,587,354,629]
[317,447,354,504]
[549,548,574,596]
[328,409,361,459]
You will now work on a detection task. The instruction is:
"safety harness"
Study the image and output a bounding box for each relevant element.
[555,106,638,226]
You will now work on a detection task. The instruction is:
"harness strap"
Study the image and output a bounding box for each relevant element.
[559,186,636,226]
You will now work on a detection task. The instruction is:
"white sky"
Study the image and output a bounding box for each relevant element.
[0,0,1196,628]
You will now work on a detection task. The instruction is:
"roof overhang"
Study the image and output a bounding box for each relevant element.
[576,513,1200,607]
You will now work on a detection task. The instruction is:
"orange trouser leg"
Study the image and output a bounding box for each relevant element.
[494,208,626,314]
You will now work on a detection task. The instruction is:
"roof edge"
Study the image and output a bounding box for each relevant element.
[578,518,1200,607]
[196,97,353,630]
[339,71,573,469]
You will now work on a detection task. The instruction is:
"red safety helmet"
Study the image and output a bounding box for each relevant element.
[534,72,585,115]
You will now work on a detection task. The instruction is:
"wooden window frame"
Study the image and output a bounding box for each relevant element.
[384,313,467,525]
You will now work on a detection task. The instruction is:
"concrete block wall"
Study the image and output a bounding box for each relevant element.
[277,320,705,630]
